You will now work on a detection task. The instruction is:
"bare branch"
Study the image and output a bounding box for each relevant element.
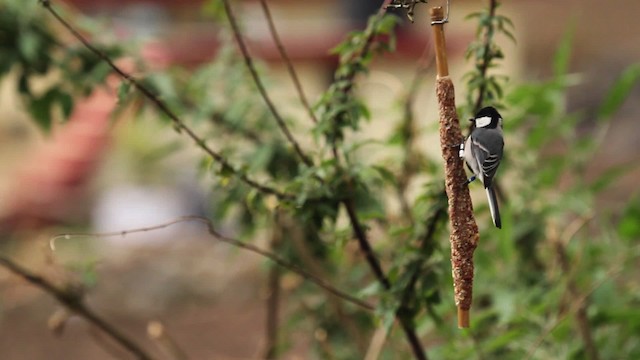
[220,0,314,167]
[39,0,290,200]
[50,216,374,311]
[259,0,318,125]
[0,255,155,360]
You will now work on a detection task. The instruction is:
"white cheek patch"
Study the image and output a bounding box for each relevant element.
[475,116,492,128]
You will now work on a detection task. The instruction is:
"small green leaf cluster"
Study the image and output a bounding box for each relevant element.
[0,1,122,130]
[464,1,514,115]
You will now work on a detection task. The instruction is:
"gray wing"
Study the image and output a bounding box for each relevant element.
[470,129,504,188]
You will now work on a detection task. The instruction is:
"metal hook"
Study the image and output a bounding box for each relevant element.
[430,0,450,25]
[385,0,450,24]
[385,0,428,23]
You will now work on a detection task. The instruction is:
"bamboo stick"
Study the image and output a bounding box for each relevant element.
[430,6,480,329]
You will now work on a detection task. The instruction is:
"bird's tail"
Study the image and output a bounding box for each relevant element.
[485,186,501,229]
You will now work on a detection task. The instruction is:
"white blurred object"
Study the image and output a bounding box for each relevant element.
[92,184,206,247]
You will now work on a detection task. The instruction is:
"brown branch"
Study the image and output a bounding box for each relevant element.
[342,197,390,289]
[342,195,428,360]
[398,203,447,318]
[39,0,289,200]
[259,0,318,125]
[0,255,155,360]
[263,216,282,359]
[264,263,280,359]
[220,0,313,167]
[431,6,480,329]
[50,216,374,312]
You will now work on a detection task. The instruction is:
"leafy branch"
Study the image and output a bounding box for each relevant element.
[465,0,514,115]
[315,1,429,358]
[259,0,318,124]
[38,0,291,200]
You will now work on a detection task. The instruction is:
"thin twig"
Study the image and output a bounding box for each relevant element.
[221,0,313,167]
[50,216,375,312]
[0,255,155,360]
[259,0,318,125]
[39,0,289,200]
[89,325,133,360]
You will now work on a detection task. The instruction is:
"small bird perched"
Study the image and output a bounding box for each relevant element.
[460,106,505,229]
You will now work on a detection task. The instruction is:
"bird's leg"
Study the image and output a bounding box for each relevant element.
[464,175,477,186]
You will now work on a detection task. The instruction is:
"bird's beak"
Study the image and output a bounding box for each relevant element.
[468,118,474,122]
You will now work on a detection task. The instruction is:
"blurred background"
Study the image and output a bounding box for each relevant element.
[0,0,639,359]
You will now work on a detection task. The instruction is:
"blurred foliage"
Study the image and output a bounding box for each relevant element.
[1,0,639,359]
[0,0,121,130]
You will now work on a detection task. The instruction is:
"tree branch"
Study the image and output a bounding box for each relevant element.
[50,216,374,312]
[398,202,447,319]
[0,255,155,360]
[220,0,313,167]
[259,0,318,125]
[39,0,290,200]
[318,1,428,357]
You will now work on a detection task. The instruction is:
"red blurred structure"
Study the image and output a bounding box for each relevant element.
[0,90,114,229]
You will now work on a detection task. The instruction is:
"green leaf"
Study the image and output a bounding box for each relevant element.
[618,197,640,242]
[18,31,41,63]
[58,91,74,118]
[376,14,400,35]
[589,162,636,193]
[596,63,640,121]
[29,88,59,131]
[553,25,575,77]
[117,81,132,104]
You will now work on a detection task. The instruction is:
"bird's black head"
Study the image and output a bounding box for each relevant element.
[471,106,502,129]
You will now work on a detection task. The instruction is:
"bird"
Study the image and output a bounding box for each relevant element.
[460,106,504,229]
